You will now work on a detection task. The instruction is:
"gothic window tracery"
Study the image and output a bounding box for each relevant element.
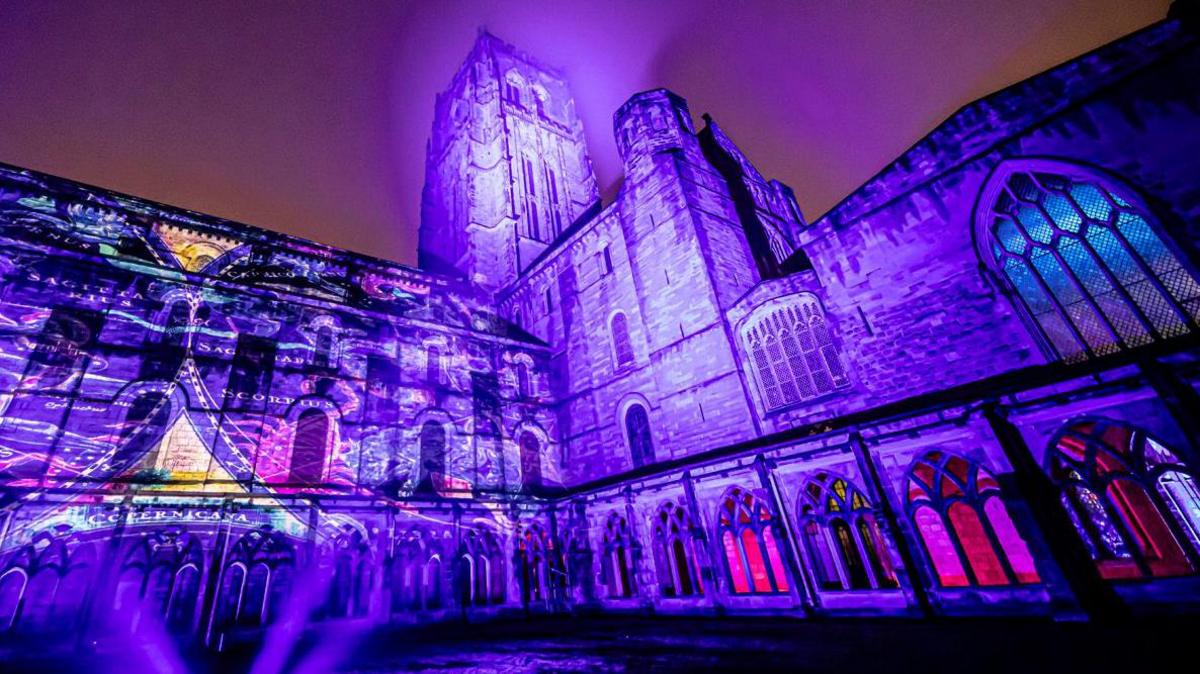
[601,513,635,598]
[798,473,898,591]
[740,294,849,413]
[716,487,790,594]
[459,529,505,606]
[981,162,1200,362]
[517,524,551,605]
[652,501,702,597]
[1048,419,1199,579]
[906,452,1040,587]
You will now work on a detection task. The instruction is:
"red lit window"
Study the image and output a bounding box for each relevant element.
[716,487,790,594]
[907,452,1041,587]
[1049,419,1198,579]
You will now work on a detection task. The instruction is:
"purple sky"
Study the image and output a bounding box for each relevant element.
[0,1,1169,266]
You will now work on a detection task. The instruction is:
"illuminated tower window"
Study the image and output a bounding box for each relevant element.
[981,161,1200,362]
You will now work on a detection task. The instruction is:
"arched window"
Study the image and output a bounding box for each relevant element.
[716,487,790,594]
[1048,419,1198,579]
[517,525,551,605]
[289,409,331,484]
[390,531,426,613]
[546,166,563,234]
[980,163,1200,362]
[459,529,504,606]
[522,157,540,240]
[426,345,442,384]
[610,312,635,368]
[417,421,447,493]
[166,564,200,632]
[624,403,655,468]
[520,431,542,488]
[652,501,702,597]
[515,361,532,398]
[740,294,850,412]
[0,569,26,631]
[601,513,635,598]
[162,300,191,347]
[313,326,334,368]
[907,452,1041,587]
[797,473,898,591]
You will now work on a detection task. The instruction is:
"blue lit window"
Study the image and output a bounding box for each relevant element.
[982,162,1200,362]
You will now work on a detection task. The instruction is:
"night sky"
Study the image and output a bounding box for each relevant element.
[0,1,1170,266]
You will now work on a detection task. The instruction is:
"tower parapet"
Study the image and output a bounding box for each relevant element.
[613,89,699,176]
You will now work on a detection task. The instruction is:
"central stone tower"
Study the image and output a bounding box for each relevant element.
[419,31,600,289]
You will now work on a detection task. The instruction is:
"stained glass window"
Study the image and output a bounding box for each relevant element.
[1048,419,1197,579]
[741,293,850,412]
[716,487,790,594]
[983,165,1199,362]
[797,472,898,590]
[602,513,635,598]
[907,452,1040,587]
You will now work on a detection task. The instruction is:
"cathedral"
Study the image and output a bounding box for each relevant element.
[0,9,1199,654]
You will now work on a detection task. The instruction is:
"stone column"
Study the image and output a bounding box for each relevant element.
[982,403,1126,620]
[754,455,815,614]
[1140,358,1200,476]
[682,471,725,613]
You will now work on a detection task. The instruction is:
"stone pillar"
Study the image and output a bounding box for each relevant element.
[682,471,725,613]
[848,431,933,617]
[1140,358,1200,476]
[619,486,653,611]
[78,496,132,649]
[201,498,238,648]
[982,404,1126,620]
[754,455,815,614]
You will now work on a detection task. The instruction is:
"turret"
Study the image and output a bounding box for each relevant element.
[613,89,699,177]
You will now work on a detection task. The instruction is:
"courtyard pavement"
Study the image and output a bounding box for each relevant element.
[2,614,1195,673]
